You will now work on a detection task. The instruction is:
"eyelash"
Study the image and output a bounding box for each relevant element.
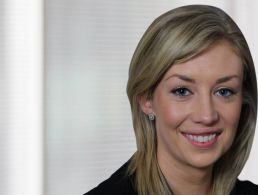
[171,87,236,98]
[215,88,236,98]
[171,87,192,97]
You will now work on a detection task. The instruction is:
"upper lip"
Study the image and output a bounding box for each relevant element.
[181,128,223,135]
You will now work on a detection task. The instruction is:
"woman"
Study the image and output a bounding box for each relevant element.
[85,5,258,195]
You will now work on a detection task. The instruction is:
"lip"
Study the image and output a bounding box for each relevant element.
[181,128,223,135]
[181,128,222,149]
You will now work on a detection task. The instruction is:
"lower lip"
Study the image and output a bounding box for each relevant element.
[182,133,219,149]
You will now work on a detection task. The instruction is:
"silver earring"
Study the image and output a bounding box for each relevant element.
[148,113,155,121]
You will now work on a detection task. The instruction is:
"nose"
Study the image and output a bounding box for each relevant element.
[192,95,219,125]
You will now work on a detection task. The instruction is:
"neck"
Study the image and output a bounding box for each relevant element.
[158,153,213,195]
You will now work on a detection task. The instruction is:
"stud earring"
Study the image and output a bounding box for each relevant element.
[148,113,155,121]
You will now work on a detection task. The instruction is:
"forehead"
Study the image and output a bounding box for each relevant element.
[163,40,243,80]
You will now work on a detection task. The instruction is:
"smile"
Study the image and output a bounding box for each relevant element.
[182,132,221,148]
[185,133,216,143]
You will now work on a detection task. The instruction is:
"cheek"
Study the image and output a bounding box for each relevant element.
[155,102,189,130]
[223,102,242,130]
[153,90,193,129]
[219,101,242,151]
[222,111,241,153]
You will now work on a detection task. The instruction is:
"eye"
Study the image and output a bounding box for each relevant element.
[171,87,191,97]
[216,88,235,97]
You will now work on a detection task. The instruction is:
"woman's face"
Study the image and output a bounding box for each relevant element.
[141,40,243,170]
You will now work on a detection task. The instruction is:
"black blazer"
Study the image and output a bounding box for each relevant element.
[84,161,258,195]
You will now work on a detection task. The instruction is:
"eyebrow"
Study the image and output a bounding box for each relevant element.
[166,74,240,84]
[166,74,195,83]
[215,75,240,84]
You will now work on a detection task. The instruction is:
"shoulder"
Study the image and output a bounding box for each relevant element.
[232,179,258,195]
[84,161,137,195]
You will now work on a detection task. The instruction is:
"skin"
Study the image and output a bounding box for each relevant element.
[140,40,243,195]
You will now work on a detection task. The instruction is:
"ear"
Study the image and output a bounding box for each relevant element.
[138,95,155,115]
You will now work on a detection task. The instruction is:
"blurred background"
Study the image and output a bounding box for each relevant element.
[0,0,258,195]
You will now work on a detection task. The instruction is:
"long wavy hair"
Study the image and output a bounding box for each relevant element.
[126,5,257,195]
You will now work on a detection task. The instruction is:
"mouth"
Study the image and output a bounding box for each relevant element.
[182,131,222,148]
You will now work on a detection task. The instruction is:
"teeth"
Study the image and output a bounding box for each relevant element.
[186,133,216,143]
[198,136,203,142]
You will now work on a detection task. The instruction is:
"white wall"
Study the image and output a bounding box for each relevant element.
[0,0,44,195]
[43,1,258,195]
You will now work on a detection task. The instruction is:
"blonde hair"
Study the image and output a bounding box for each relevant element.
[126,5,257,195]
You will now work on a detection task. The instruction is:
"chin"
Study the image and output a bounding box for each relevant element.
[185,152,222,169]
